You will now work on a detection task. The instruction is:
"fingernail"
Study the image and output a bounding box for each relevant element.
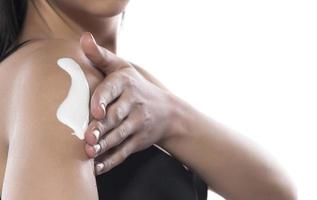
[93,144,101,155]
[88,32,96,44]
[95,162,104,174]
[100,103,106,118]
[92,129,100,141]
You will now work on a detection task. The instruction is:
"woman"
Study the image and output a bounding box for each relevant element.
[0,0,296,199]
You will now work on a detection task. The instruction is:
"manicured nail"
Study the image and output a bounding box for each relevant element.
[92,129,100,141]
[88,32,96,44]
[100,103,106,118]
[93,144,101,155]
[95,162,104,174]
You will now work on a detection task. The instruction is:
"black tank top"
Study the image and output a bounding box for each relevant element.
[0,41,208,200]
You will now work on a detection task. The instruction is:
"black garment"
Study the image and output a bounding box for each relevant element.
[0,146,207,200]
[97,145,208,200]
[0,41,208,200]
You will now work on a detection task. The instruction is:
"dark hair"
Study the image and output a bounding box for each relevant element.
[0,1,126,62]
[0,0,28,60]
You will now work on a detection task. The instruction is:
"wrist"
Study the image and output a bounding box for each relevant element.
[159,92,193,147]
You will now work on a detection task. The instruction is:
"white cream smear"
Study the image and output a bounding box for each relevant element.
[56,58,90,140]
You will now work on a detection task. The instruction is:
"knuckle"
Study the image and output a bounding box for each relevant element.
[115,106,125,121]
[143,114,152,131]
[121,71,132,85]
[119,69,130,79]
[110,84,119,99]
[106,134,115,147]
[127,76,137,88]
[118,125,128,139]
[134,97,145,108]
[105,106,116,123]
[129,81,138,94]
[109,104,127,125]
[104,82,118,100]
[108,108,119,125]
[137,109,151,131]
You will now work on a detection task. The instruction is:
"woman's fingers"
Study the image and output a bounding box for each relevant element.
[80,32,130,75]
[94,113,142,158]
[86,91,133,146]
[80,32,174,175]
[90,72,125,120]
[86,112,142,158]
[94,135,143,175]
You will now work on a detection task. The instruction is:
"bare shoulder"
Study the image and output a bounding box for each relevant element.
[0,39,104,135]
[0,39,101,199]
[0,39,103,81]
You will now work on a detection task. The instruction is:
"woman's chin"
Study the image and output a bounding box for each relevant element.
[84,0,129,17]
[54,0,129,18]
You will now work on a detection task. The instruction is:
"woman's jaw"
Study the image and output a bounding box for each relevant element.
[18,0,129,53]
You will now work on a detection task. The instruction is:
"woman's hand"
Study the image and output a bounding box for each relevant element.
[79,33,296,199]
[80,33,176,175]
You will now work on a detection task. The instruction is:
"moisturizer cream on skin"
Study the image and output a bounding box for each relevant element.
[56,58,90,140]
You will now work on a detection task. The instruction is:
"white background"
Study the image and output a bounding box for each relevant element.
[118,0,317,199]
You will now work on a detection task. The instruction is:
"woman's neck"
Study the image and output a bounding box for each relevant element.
[18,0,120,53]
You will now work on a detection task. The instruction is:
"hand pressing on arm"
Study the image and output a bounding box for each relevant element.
[80,32,296,200]
[80,33,175,175]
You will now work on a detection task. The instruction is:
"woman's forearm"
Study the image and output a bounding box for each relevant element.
[158,94,296,200]
[114,63,295,199]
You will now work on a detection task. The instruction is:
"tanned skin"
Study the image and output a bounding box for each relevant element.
[0,0,296,199]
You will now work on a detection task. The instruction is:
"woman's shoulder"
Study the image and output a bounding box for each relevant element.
[0,38,104,101]
[0,38,101,77]
[0,39,101,199]
[0,38,104,140]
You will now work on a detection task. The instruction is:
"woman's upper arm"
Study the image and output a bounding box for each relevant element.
[1,42,99,200]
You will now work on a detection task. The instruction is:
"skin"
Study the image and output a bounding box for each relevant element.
[0,0,122,198]
[0,39,103,199]
[81,34,297,200]
[0,0,296,199]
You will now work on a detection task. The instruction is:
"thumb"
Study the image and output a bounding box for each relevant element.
[80,32,125,75]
